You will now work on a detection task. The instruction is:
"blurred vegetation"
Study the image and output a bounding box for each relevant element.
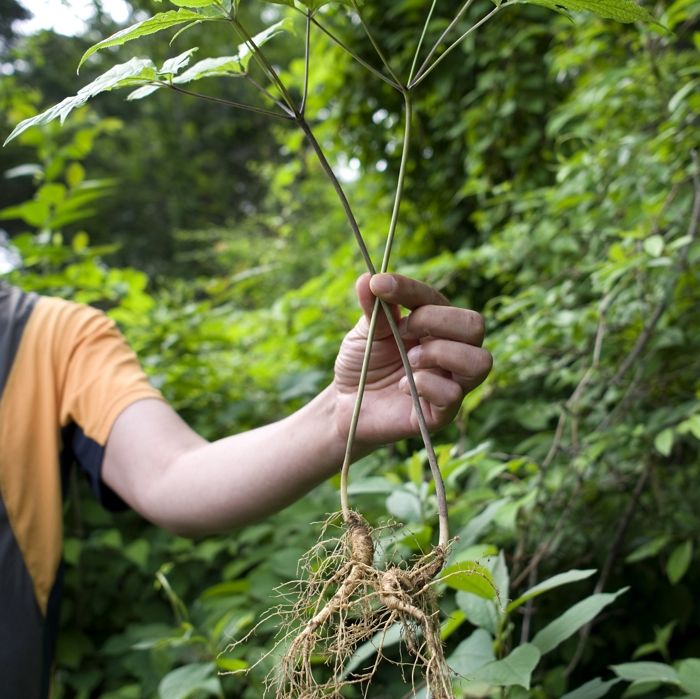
[1,0,700,697]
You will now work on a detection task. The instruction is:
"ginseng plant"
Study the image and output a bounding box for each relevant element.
[5,0,656,695]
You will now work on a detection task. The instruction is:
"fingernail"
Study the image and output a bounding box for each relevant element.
[370,274,396,295]
[398,376,409,393]
[407,346,422,366]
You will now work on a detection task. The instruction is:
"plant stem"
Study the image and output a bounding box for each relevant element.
[300,10,311,115]
[309,17,401,91]
[332,92,449,548]
[232,19,298,115]
[408,0,439,86]
[350,0,404,88]
[411,6,502,89]
[162,83,292,120]
[244,74,296,117]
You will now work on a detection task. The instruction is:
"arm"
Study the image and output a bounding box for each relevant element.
[102,273,492,536]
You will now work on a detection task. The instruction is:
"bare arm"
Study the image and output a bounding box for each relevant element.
[102,273,492,537]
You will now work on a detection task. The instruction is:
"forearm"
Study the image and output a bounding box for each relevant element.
[134,387,348,536]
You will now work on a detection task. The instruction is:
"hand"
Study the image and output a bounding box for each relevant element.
[332,273,492,448]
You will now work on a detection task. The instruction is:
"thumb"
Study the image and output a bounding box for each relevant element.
[355,273,399,338]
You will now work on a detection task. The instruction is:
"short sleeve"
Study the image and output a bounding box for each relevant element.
[33,297,165,506]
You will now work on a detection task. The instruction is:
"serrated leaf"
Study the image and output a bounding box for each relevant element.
[161,47,199,75]
[78,10,205,71]
[667,540,693,584]
[513,0,657,23]
[561,677,622,699]
[470,644,541,689]
[4,58,155,145]
[611,661,680,685]
[440,561,498,599]
[170,0,219,6]
[532,588,628,654]
[508,569,597,613]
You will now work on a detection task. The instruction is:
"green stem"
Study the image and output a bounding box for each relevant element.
[408,0,439,87]
[350,0,404,88]
[300,10,311,115]
[410,6,502,89]
[162,83,292,120]
[413,0,476,86]
[309,16,401,91]
[231,19,298,115]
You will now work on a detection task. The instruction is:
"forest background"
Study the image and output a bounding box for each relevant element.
[1,0,699,697]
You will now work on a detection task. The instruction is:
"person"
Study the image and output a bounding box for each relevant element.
[0,271,492,699]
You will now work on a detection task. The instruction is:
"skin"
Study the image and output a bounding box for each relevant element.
[102,273,492,537]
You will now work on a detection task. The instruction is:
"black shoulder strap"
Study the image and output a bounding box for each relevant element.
[0,283,38,397]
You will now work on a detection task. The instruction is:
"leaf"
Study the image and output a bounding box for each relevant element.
[532,588,628,654]
[654,428,674,456]
[4,58,156,145]
[514,0,657,23]
[626,535,670,563]
[215,656,248,672]
[643,235,665,257]
[158,662,223,699]
[170,0,219,6]
[508,569,597,613]
[470,644,541,689]
[456,592,500,635]
[78,10,205,71]
[667,540,693,584]
[678,659,700,697]
[161,47,199,76]
[447,628,496,675]
[611,661,681,685]
[386,488,422,522]
[440,561,498,599]
[343,623,403,676]
[561,677,622,699]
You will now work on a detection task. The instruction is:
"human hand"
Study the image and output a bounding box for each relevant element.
[332,273,492,448]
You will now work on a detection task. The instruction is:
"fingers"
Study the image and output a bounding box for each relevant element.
[369,273,449,310]
[400,305,485,346]
[407,340,493,392]
[355,273,401,340]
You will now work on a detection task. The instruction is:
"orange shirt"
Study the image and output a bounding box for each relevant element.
[0,281,163,699]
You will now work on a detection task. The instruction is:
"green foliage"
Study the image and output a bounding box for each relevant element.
[2,0,700,696]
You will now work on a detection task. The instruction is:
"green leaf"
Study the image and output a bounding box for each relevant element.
[470,644,541,689]
[78,10,205,71]
[4,58,156,145]
[611,661,680,685]
[678,659,700,697]
[643,235,664,257]
[513,0,657,23]
[170,0,219,6]
[654,428,674,456]
[532,588,628,654]
[447,628,495,675]
[161,47,199,76]
[626,535,670,563]
[158,662,223,699]
[215,656,248,672]
[343,623,403,676]
[561,677,621,699]
[440,561,498,599]
[667,540,693,584]
[508,569,596,613]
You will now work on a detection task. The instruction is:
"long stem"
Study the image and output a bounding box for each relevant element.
[310,17,401,91]
[162,83,292,120]
[350,0,403,88]
[300,10,311,115]
[411,6,502,89]
[408,0,439,86]
[244,74,295,117]
[333,93,449,547]
[232,19,298,115]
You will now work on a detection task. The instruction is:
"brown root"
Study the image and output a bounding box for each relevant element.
[264,512,454,699]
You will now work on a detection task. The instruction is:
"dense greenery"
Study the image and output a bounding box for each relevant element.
[1,0,699,697]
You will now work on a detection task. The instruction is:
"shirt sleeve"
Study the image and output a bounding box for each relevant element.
[38,297,165,508]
